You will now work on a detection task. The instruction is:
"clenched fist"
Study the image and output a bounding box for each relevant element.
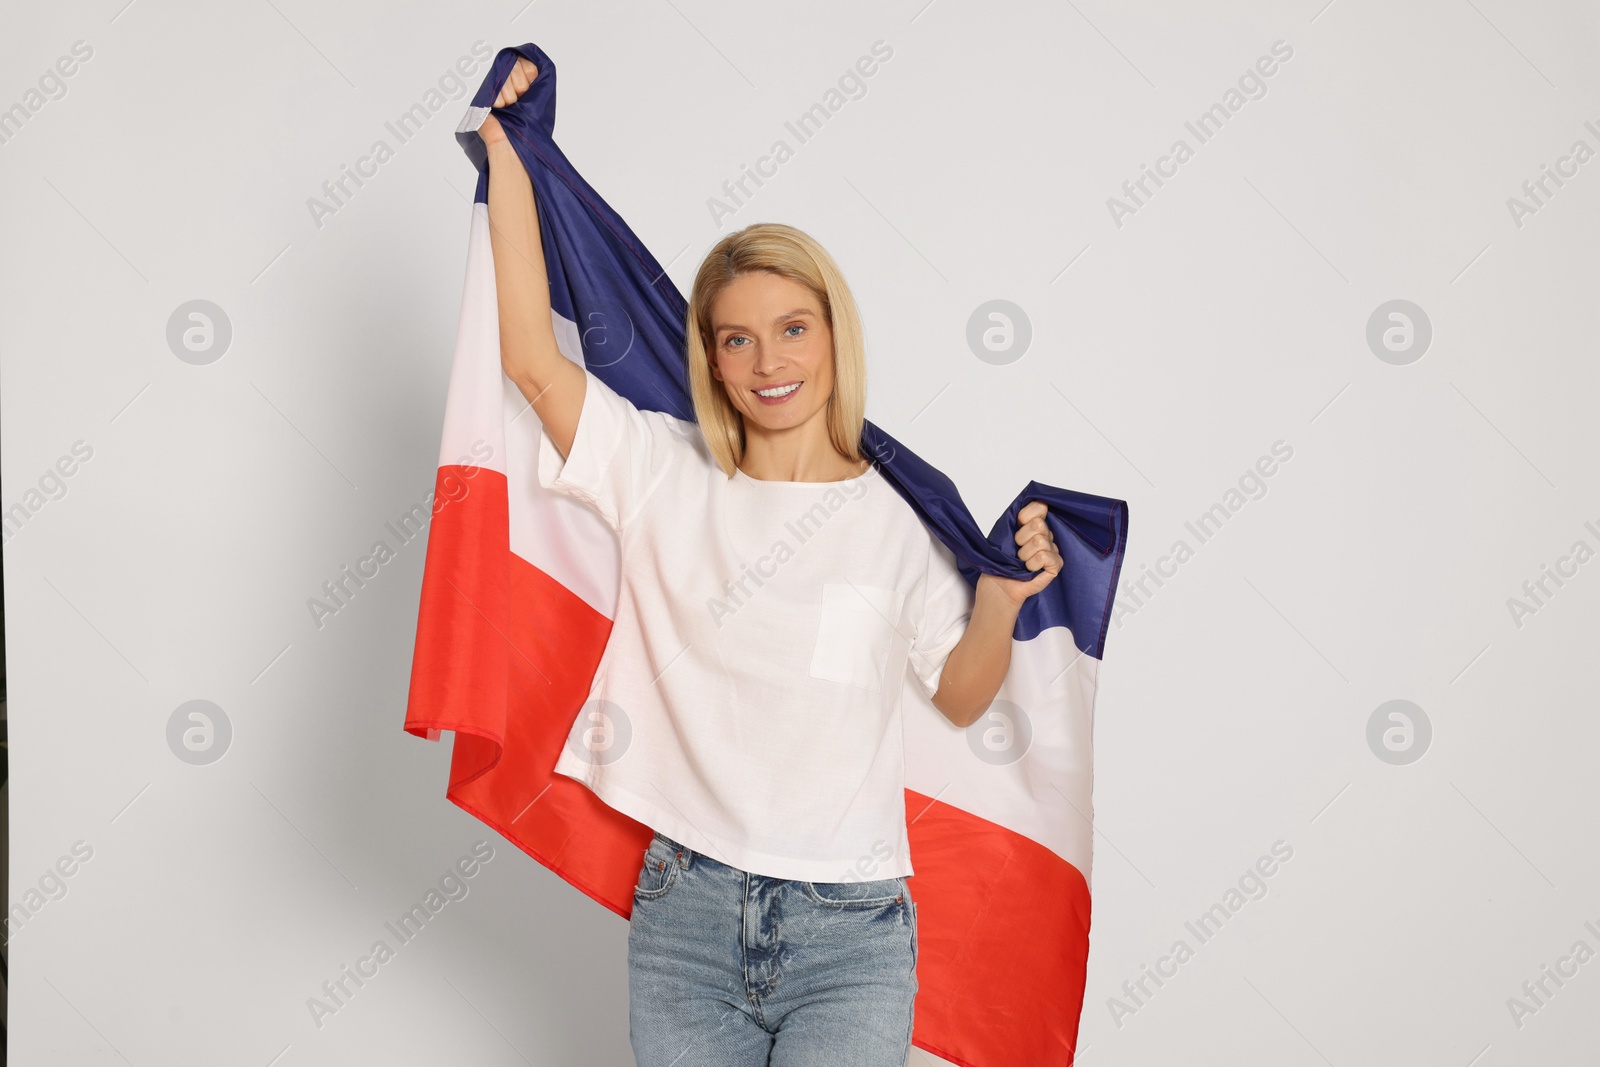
[982,500,1062,607]
[478,55,538,149]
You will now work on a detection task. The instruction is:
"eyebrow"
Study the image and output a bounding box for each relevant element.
[716,308,816,334]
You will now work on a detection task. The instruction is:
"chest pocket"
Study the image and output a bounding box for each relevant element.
[809,582,907,692]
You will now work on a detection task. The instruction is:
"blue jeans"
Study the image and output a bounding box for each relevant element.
[628,831,919,1067]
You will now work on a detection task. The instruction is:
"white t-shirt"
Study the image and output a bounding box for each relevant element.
[536,367,974,883]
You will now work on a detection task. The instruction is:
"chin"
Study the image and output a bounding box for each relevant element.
[762,399,822,423]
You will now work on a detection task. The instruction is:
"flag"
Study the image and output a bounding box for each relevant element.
[404,42,1129,1067]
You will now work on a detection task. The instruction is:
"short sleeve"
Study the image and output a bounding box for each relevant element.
[535,363,698,532]
[909,532,974,699]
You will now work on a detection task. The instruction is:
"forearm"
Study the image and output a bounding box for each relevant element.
[484,140,583,452]
[930,575,1019,728]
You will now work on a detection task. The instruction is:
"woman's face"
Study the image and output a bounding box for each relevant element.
[707,271,836,435]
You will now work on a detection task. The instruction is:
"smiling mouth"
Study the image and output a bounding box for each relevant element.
[753,381,802,403]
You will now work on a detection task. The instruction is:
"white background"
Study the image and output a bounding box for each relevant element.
[3,0,1598,1064]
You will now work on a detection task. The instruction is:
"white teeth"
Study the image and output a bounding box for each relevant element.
[756,383,801,397]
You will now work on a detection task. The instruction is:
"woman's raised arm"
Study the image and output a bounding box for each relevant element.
[480,57,586,460]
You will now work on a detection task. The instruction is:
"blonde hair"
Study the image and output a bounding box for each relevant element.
[685,223,867,477]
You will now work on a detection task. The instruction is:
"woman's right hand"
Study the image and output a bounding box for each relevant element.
[479,56,539,149]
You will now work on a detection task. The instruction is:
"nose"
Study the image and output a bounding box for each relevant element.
[752,343,785,376]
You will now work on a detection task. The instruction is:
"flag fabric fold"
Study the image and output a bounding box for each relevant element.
[404,42,1129,1067]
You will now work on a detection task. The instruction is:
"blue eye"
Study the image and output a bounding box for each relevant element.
[725,335,748,348]
[785,324,804,337]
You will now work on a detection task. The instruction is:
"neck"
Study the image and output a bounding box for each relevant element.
[738,426,867,483]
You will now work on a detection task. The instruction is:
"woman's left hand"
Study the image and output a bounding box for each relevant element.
[979,500,1063,609]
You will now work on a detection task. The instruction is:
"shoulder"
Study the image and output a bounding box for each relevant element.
[848,472,945,579]
[589,369,712,462]
[863,469,932,538]
[644,406,705,452]
[641,405,723,493]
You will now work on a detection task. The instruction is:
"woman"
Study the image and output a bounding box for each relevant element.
[479,57,1061,1067]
